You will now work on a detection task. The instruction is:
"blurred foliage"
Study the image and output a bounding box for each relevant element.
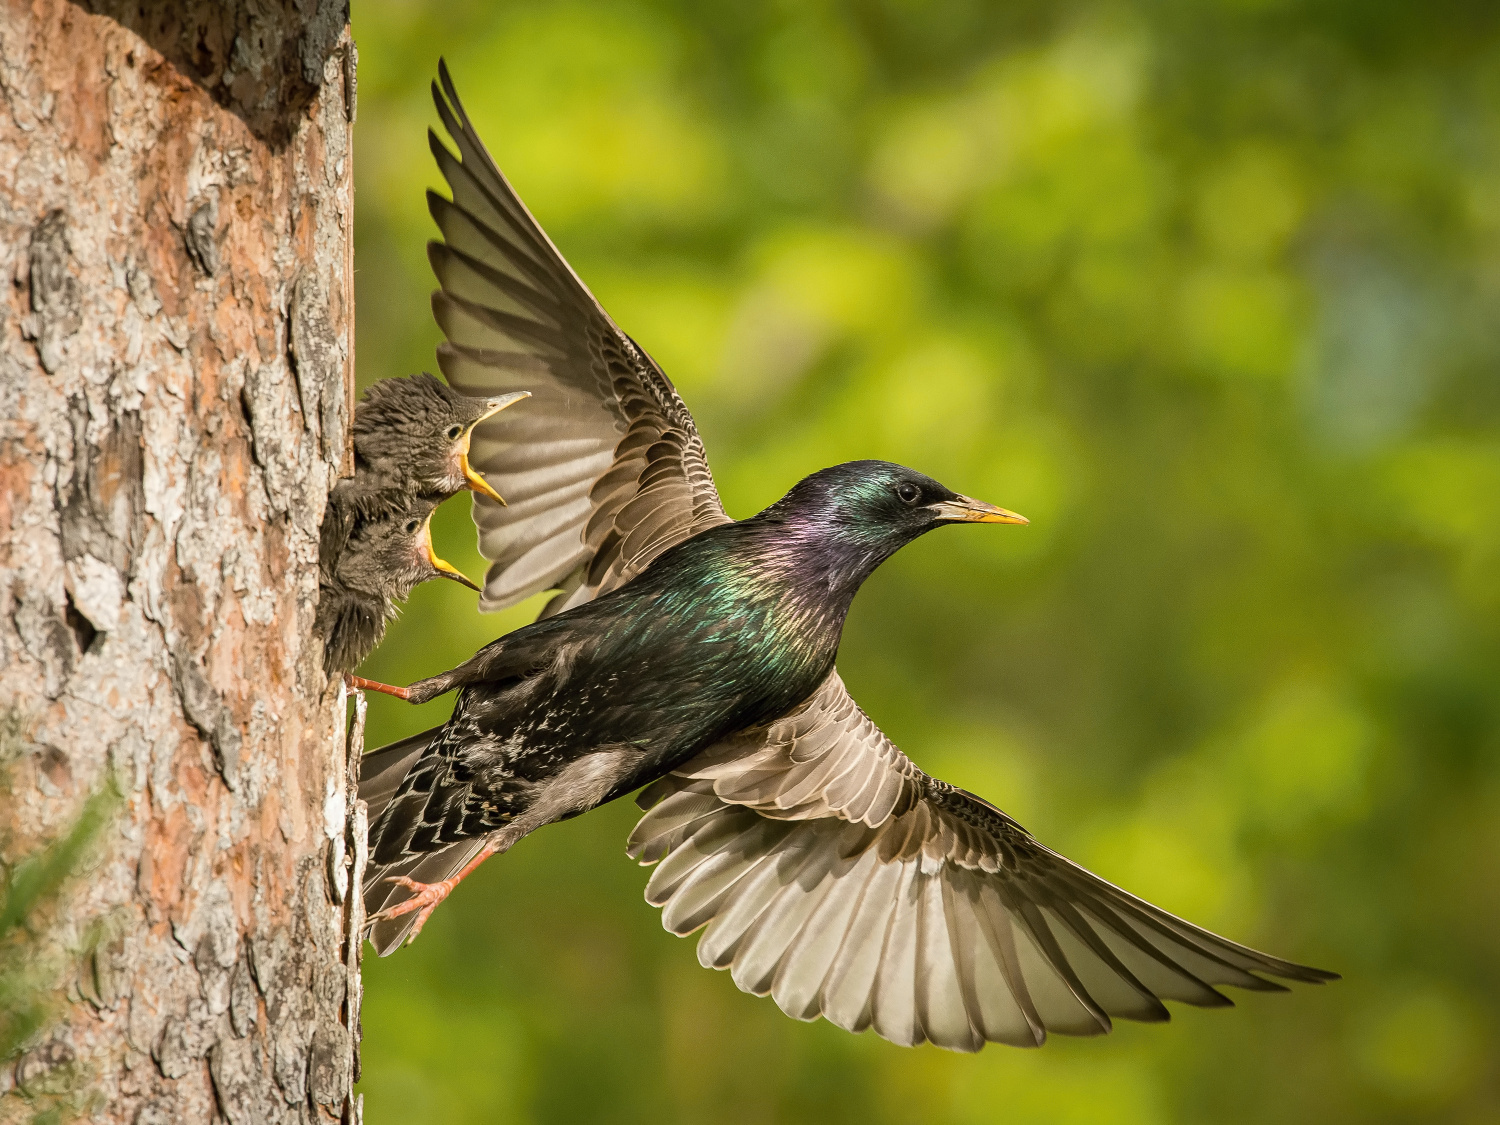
[349,1,1500,1121]
[0,710,117,1121]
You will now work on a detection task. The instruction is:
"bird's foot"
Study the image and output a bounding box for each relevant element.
[345,674,411,701]
[369,875,457,944]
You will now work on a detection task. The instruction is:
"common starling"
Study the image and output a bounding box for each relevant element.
[317,495,480,675]
[318,373,525,674]
[358,63,1336,1054]
[342,372,530,516]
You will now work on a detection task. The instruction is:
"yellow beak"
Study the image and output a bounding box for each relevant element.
[458,391,530,506]
[927,495,1029,525]
[419,517,482,592]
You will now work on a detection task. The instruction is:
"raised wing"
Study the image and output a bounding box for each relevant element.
[628,673,1337,1052]
[426,61,730,615]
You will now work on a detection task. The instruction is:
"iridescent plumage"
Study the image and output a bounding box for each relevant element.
[357,64,1336,1054]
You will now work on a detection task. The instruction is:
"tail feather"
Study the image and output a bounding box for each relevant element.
[360,726,439,825]
[360,726,470,955]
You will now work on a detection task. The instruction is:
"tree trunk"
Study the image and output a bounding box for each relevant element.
[0,2,363,1122]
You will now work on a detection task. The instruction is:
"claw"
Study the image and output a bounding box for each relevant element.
[365,843,500,948]
[369,875,458,945]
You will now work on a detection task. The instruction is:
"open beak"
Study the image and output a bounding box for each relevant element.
[927,495,1029,525]
[418,518,482,592]
[459,391,531,506]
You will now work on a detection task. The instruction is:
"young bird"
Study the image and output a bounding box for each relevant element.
[317,495,480,675]
[342,373,529,516]
[318,373,526,641]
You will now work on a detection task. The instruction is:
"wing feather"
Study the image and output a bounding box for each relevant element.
[917,871,982,1051]
[630,671,1338,1052]
[870,861,923,1047]
[731,830,845,997]
[771,845,882,1021]
[426,63,730,614]
[819,858,908,1034]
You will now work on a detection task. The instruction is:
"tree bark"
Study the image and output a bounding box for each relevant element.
[0,2,362,1122]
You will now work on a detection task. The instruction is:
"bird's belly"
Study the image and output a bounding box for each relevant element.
[460,642,831,815]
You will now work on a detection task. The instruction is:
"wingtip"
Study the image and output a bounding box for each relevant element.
[1071,1012,1114,1038]
[430,67,465,147]
[437,59,465,123]
[1243,975,1292,994]
[1258,957,1341,986]
[1136,1000,1173,1024]
[1298,966,1342,984]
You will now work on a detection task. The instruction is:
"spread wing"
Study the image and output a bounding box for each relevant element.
[628,673,1337,1052]
[426,61,730,616]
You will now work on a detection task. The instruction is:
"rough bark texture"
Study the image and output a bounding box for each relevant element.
[0,2,363,1122]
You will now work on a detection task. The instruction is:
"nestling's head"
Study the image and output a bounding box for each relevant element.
[335,496,482,601]
[353,373,528,503]
[762,460,1026,582]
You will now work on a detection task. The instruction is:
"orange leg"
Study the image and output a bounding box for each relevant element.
[368,843,500,945]
[345,674,411,701]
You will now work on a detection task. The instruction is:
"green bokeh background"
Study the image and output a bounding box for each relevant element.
[348,2,1500,1121]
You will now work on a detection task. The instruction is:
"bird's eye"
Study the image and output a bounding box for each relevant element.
[403,519,421,534]
[896,482,921,505]
[446,424,463,440]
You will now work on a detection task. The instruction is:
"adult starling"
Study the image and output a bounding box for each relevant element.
[317,495,480,675]
[358,63,1336,1053]
[341,373,530,517]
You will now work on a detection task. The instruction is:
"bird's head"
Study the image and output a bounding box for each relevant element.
[763,461,1026,585]
[337,496,482,601]
[353,373,528,503]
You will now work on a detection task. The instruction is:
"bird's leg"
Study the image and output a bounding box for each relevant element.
[344,674,411,701]
[402,671,466,705]
[368,842,500,944]
[343,672,462,704]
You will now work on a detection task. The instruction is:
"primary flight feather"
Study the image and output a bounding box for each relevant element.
[357,61,1336,1053]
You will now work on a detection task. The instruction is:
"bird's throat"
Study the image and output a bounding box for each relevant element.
[758,517,901,614]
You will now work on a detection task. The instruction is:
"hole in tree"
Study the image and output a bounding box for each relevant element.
[64,593,98,654]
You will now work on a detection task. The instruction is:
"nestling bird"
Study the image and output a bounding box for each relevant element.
[341,372,529,516]
[318,373,524,675]
[317,495,480,675]
[357,62,1336,1053]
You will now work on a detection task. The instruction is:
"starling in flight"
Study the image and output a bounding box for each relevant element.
[318,495,480,675]
[358,62,1336,1053]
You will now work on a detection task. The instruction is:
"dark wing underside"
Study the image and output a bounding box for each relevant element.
[628,672,1337,1053]
[427,62,730,616]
